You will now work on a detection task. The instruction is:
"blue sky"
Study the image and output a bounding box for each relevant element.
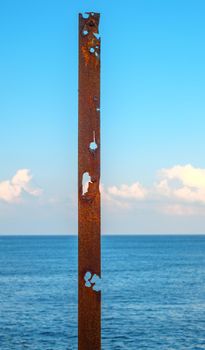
[0,0,205,234]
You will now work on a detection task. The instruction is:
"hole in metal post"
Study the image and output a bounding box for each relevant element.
[93,33,100,40]
[82,172,92,195]
[84,272,102,292]
[82,13,90,19]
[84,271,92,287]
[89,131,98,151]
[89,47,95,54]
[82,30,88,36]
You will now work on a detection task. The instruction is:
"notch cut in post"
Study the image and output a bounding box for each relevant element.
[78,12,101,350]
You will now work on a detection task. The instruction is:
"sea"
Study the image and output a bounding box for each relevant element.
[0,235,204,350]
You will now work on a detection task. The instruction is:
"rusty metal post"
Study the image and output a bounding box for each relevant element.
[78,12,101,350]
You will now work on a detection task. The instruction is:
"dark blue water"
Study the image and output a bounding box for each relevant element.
[0,235,205,349]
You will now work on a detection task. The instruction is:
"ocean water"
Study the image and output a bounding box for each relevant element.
[0,235,205,350]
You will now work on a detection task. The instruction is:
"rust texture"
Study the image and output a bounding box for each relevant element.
[78,12,101,350]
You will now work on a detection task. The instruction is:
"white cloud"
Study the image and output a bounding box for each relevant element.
[100,184,130,208]
[0,169,42,203]
[157,164,205,204]
[160,164,205,188]
[101,164,205,216]
[107,182,147,199]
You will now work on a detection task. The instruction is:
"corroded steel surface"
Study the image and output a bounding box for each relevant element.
[78,12,101,350]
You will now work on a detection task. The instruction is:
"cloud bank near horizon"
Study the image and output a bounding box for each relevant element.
[102,164,205,216]
[1,164,205,215]
[1,164,205,234]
